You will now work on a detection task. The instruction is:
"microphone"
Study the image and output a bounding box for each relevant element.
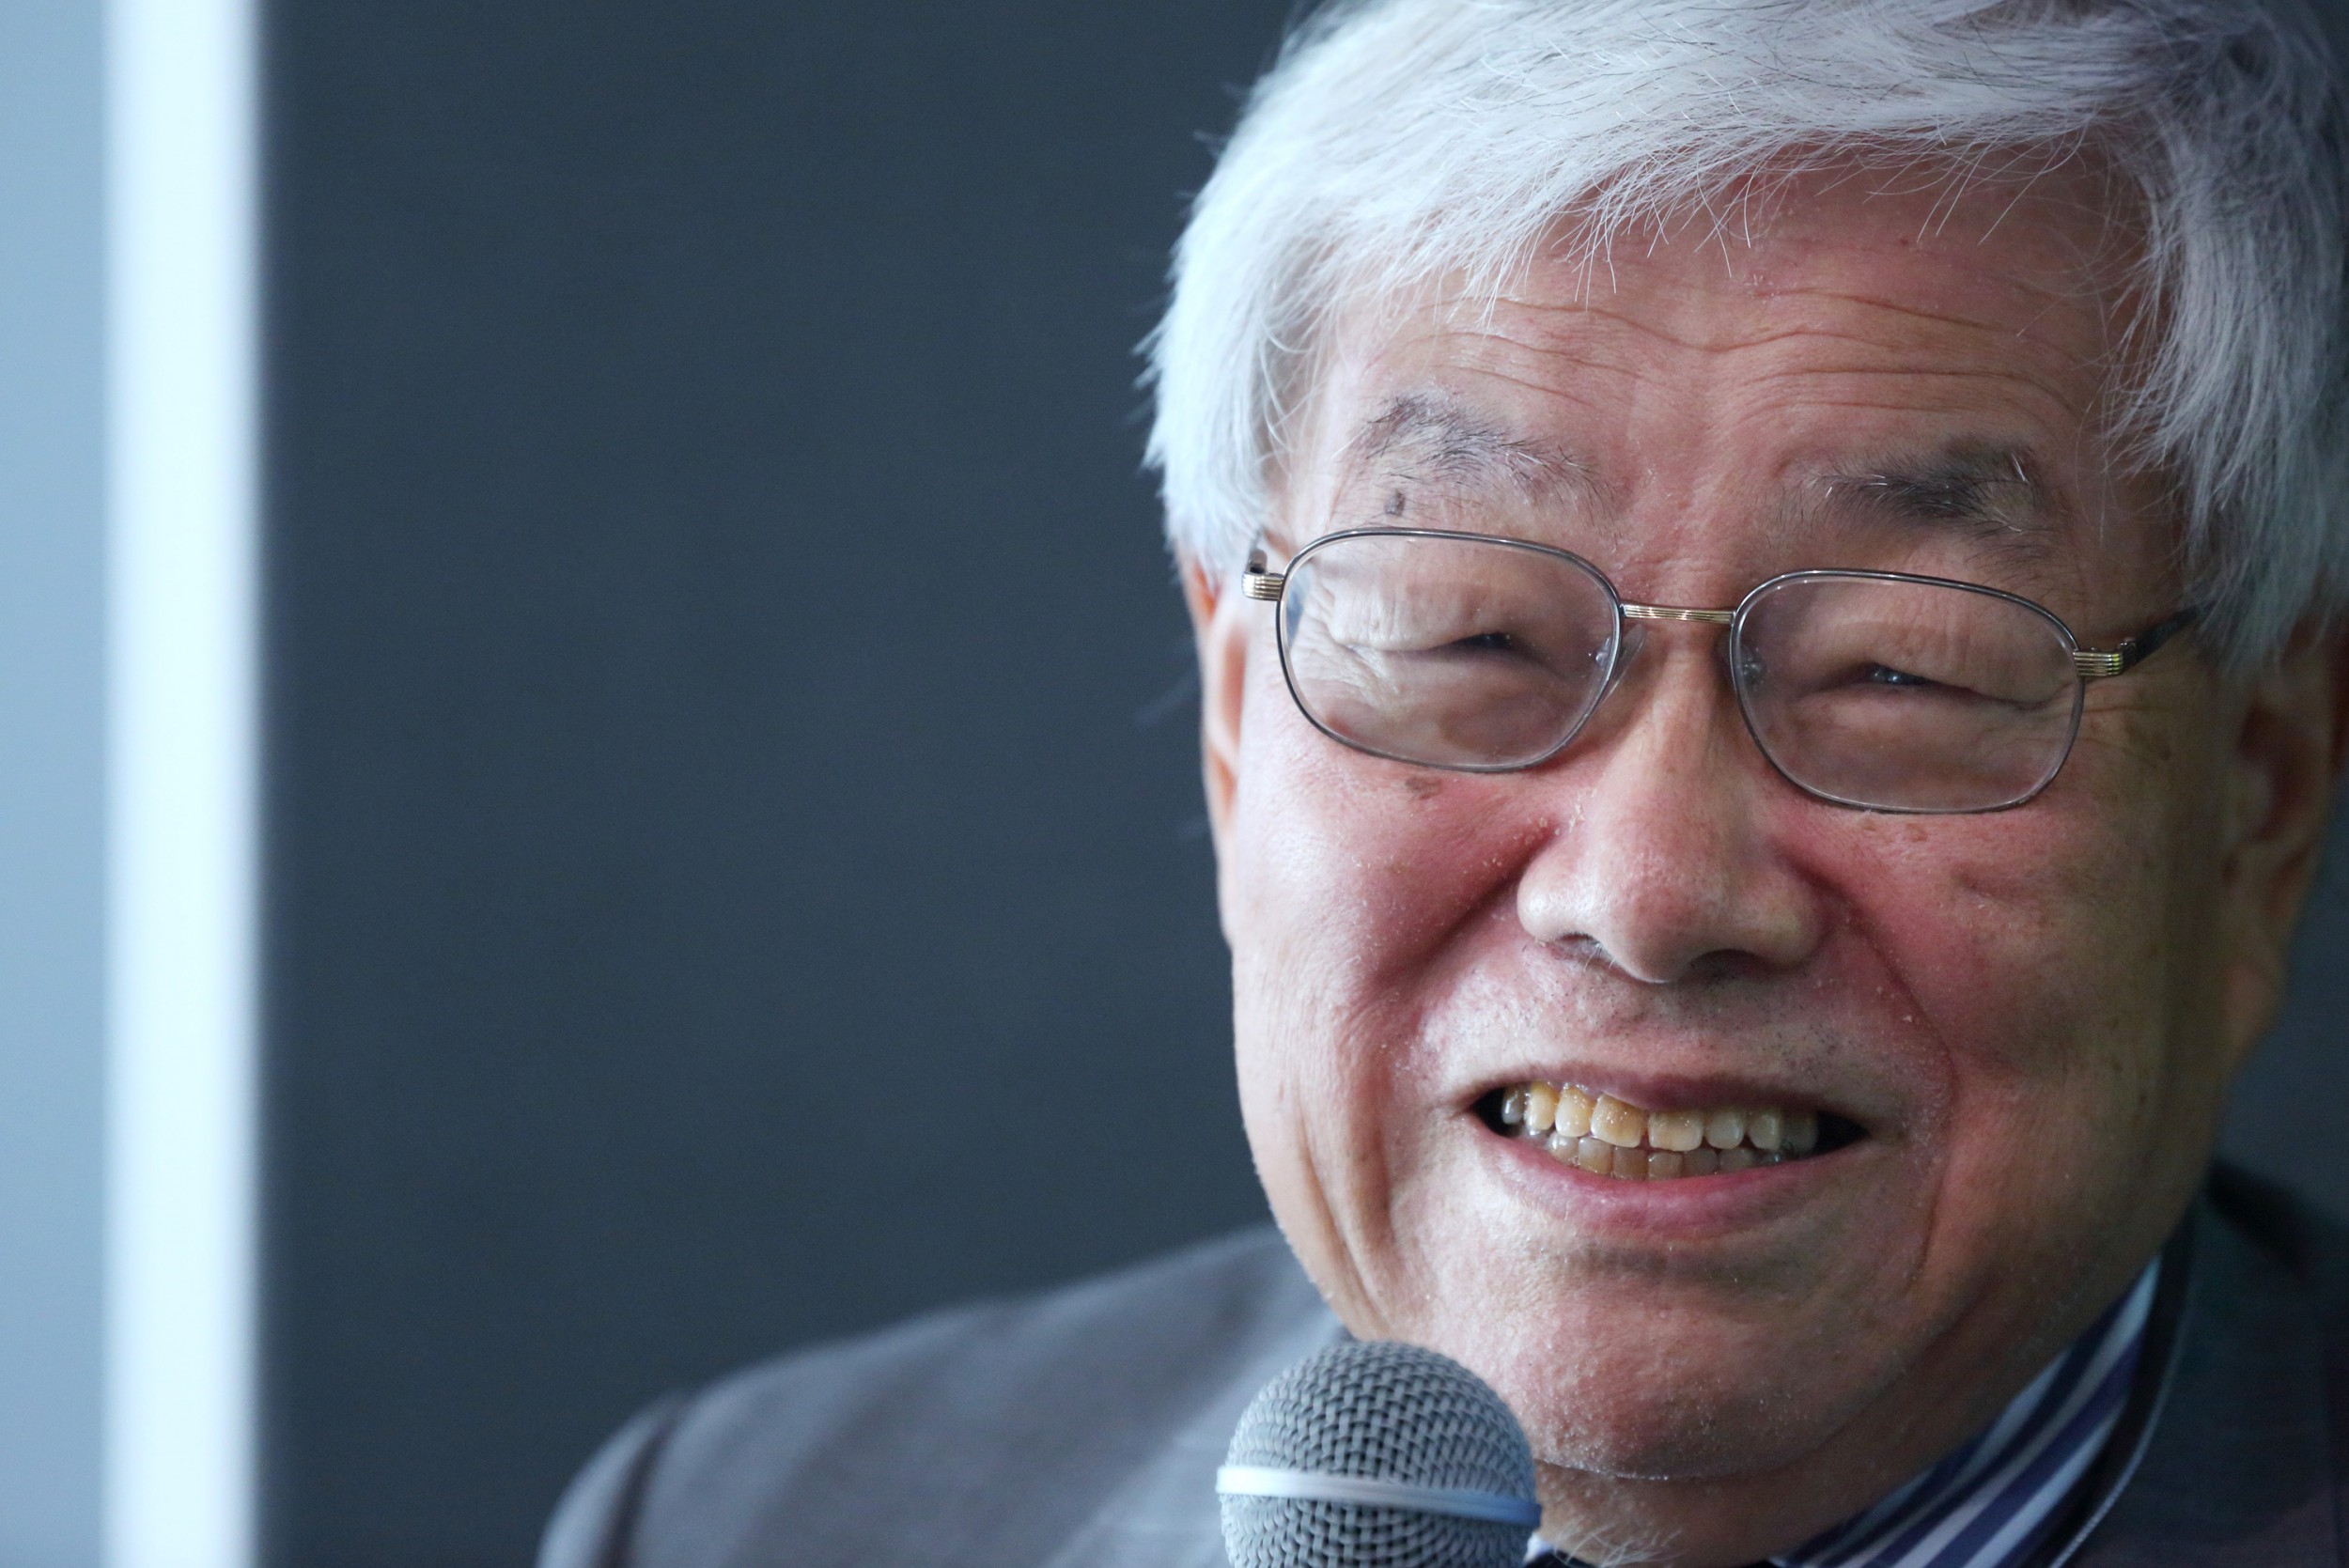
[1217,1340,1542,1568]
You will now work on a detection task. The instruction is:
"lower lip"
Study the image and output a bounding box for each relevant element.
[1482,1122,1854,1235]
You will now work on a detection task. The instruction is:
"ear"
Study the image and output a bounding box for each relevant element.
[1181,551,1253,862]
[2217,627,2349,1064]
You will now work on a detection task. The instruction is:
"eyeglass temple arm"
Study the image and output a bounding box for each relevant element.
[1242,548,1284,601]
[2074,607,2200,679]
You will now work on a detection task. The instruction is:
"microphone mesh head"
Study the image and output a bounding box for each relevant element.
[1221,1340,1537,1568]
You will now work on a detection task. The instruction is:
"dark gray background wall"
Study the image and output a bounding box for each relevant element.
[260,5,2349,1567]
[262,6,1294,1565]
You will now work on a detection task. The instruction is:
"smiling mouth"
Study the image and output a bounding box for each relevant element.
[1476,1080,1865,1180]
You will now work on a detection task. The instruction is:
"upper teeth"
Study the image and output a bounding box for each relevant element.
[1498,1081,1822,1180]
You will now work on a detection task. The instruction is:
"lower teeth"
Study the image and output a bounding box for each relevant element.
[1542,1132,1778,1179]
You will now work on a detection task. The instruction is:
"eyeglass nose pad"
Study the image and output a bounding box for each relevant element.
[1599,617,1648,702]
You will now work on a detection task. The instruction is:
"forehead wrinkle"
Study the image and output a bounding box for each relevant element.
[1548,314,2100,397]
[1466,272,2114,373]
[1778,282,2106,341]
[1728,351,2101,431]
[1440,328,2094,428]
[1738,385,2097,446]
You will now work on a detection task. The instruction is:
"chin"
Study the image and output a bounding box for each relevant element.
[1397,1251,1886,1484]
[1506,1364,1831,1483]
[1342,1093,1958,1473]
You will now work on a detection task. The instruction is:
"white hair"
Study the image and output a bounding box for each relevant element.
[1143,0,2349,664]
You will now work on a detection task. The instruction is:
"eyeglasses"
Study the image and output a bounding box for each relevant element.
[1242,528,2198,814]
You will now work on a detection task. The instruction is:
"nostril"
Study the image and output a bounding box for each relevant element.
[1671,947,1794,986]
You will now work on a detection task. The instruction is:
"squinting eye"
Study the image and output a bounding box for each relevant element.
[1865,664,1937,688]
[1458,631,1520,653]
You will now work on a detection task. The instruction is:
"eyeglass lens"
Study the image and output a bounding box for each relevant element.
[1280,533,1620,771]
[1276,533,2087,813]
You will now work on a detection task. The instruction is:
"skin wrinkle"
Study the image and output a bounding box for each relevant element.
[1405,327,2101,454]
[1189,158,2349,1566]
[1484,241,2130,417]
[1483,286,2091,348]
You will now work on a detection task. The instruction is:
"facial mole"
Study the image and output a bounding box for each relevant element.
[1385,489,1408,517]
[1403,772,1444,800]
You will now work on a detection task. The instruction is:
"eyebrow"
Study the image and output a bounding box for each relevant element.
[1818,445,2061,539]
[1344,395,1597,508]
[1344,401,2064,549]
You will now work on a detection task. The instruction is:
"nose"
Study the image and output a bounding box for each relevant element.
[1516,642,1826,984]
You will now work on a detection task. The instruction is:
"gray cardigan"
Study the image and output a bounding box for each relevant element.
[539,1167,2345,1567]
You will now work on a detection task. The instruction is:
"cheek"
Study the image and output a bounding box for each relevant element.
[1824,768,2223,1224]
[1850,819,2123,1079]
[1223,667,1549,1291]
[1225,656,1545,1000]
[1889,796,2201,1047]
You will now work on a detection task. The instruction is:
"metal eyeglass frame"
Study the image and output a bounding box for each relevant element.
[1240,527,2201,814]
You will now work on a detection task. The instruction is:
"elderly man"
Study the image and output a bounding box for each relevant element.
[541,2,2349,1564]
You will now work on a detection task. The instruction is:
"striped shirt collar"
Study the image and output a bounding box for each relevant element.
[1529,1262,2160,1568]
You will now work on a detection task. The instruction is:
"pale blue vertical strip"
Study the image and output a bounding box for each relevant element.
[102,0,259,1556]
[0,0,106,1562]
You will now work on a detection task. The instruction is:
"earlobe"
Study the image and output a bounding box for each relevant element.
[1182,554,1252,858]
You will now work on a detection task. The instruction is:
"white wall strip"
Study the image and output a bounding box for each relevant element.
[103,0,260,1557]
